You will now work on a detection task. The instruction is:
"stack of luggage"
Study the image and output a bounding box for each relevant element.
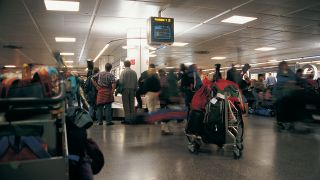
[185,64,244,159]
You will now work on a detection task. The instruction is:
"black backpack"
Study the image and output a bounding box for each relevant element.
[202,99,226,144]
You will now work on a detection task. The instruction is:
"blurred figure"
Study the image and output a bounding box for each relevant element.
[143,67,160,113]
[92,63,116,126]
[296,68,303,78]
[75,73,83,107]
[266,72,277,90]
[119,61,138,124]
[84,67,100,120]
[65,70,77,108]
[136,64,155,108]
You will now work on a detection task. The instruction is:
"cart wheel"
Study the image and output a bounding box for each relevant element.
[188,143,200,154]
[233,149,241,159]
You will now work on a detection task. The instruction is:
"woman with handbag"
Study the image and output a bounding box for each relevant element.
[92,63,116,126]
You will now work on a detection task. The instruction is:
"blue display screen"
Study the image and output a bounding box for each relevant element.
[150,17,174,44]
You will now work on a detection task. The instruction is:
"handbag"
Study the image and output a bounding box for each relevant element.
[96,88,114,105]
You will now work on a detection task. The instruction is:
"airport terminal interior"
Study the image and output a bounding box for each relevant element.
[1,0,320,179]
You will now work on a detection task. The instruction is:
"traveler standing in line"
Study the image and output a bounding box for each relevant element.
[84,67,100,121]
[92,63,116,126]
[143,67,161,113]
[119,61,138,124]
[266,72,277,90]
[136,64,156,108]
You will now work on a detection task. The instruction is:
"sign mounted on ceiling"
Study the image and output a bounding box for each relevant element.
[148,17,174,45]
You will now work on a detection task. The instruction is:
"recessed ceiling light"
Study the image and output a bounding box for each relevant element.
[255,47,276,51]
[184,62,193,66]
[221,15,257,24]
[149,54,157,57]
[44,0,80,12]
[4,65,16,68]
[55,37,76,42]
[171,42,189,47]
[64,60,74,63]
[211,56,226,60]
[60,52,74,56]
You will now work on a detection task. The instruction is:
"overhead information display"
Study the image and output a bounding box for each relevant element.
[148,17,174,45]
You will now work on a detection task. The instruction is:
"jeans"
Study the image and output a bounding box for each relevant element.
[89,105,96,119]
[97,103,112,123]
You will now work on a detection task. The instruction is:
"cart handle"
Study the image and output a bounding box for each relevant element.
[0,80,66,106]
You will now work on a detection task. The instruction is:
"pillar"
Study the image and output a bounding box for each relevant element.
[126,28,149,78]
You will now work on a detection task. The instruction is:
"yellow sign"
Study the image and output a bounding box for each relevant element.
[154,17,172,22]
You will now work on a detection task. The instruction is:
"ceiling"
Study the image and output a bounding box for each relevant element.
[0,0,320,70]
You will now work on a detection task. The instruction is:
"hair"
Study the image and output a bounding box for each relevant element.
[296,68,303,74]
[158,69,166,76]
[149,64,156,68]
[278,61,287,67]
[148,68,157,75]
[124,61,131,67]
[93,67,100,74]
[258,74,264,78]
[105,63,112,72]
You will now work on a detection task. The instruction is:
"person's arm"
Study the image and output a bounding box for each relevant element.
[91,74,99,89]
[119,71,124,85]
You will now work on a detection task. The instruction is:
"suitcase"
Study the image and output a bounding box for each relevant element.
[185,110,204,136]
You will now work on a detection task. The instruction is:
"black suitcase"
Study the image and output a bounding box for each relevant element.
[185,110,204,136]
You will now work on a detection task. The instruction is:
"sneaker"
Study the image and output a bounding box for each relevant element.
[106,122,114,126]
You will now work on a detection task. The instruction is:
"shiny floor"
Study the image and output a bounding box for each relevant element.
[87,116,320,180]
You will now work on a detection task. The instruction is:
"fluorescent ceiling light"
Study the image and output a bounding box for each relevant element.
[64,60,74,63]
[166,67,175,69]
[94,44,110,62]
[44,0,80,11]
[55,37,76,42]
[67,65,73,68]
[149,51,155,54]
[255,47,276,51]
[184,62,193,66]
[203,69,214,72]
[263,66,277,69]
[148,46,156,51]
[60,52,74,56]
[149,54,157,58]
[221,15,257,24]
[4,65,16,68]
[171,42,189,47]
[122,45,135,49]
[267,59,279,62]
[211,56,226,60]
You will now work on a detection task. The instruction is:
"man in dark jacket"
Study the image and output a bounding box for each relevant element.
[136,64,156,108]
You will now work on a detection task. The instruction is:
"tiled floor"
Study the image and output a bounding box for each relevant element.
[88,116,320,180]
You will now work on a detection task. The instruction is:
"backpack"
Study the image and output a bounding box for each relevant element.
[66,107,93,129]
[202,99,226,144]
[191,81,213,111]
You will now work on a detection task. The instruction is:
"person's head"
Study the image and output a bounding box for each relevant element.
[296,68,303,78]
[105,63,112,72]
[279,61,289,72]
[158,69,166,76]
[93,67,100,74]
[180,64,186,72]
[242,63,251,73]
[149,64,156,69]
[258,74,264,81]
[268,72,272,76]
[124,61,131,68]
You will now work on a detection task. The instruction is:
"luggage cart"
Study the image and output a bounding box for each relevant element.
[0,81,69,180]
[186,92,244,159]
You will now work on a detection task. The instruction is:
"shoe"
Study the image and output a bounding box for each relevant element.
[106,122,114,126]
[161,130,173,136]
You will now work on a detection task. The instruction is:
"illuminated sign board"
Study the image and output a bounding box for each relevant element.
[148,17,174,45]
